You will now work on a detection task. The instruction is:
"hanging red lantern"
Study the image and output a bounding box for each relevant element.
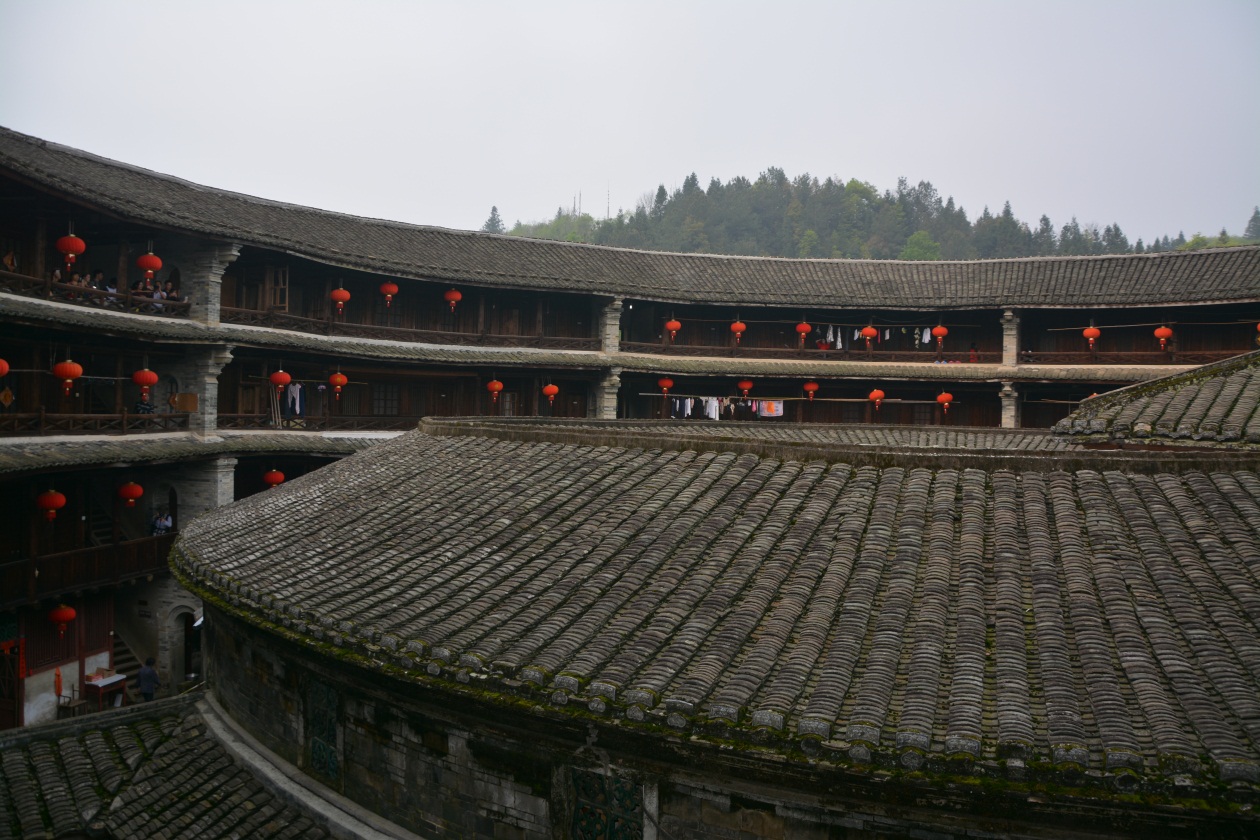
[486,379,504,403]
[56,230,86,269]
[1154,325,1173,350]
[263,469,285,488]
[932,325,949,349]
[269,369,292,395]
[330,286,351,315]
[803,381,820,400]
[136,251,163,280]
[542,383,559,405]
[118,481,144,507]
[869,388,886,410]
[730,320,747,345]
[0,358,8,378]
[48,604,77,639]
[52,359,83,396]
[796,321,812,349]
[1083,326,1101,349]
[132,368,159,401]
[737,379,754,397]
[861,325,879,350]
[444,288,463,312]
[379,281,399,308]
[937,392,954,414]
[37,489,67,521]
[658,377,674,396]
[665,319,682,342]
[328,372,348,400]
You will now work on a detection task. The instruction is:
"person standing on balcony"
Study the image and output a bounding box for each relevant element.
[151,510,172,536]
[137,658,160,702]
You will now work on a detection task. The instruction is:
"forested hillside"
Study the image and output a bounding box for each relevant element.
[494,170,1260,259]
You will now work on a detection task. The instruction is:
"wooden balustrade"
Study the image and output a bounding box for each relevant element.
[219,306,600,349]
[0,412,190,436]
[0,268,191,317]
[216,414,424,432]
[0,533,176,610]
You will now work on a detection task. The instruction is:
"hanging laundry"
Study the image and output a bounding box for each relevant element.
[285,382,305,417]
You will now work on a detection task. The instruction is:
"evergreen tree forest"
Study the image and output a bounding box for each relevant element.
[503,171,1260,259]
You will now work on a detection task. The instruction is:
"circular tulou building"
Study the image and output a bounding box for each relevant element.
[172,351,1260,839]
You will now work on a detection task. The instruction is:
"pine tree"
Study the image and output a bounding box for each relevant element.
[1246,207,1260,240]
[481,206,505,234]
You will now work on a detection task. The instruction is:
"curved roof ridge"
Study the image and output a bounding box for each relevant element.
[3,124,1259,307]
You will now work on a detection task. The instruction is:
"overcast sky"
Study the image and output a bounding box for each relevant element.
[2,1,1257,246]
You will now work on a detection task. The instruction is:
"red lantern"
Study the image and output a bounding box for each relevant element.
[658,377,674,396]
[796,321,812,349]
[0,358,8,378]
[730,320,747,345]
[37,489,67,521]
[1154,325,1173,350]
[56,232,86,269]
[665,319,682,342]
[803,381,820,400]
[263,469,285,488]
[118,481,144,507]
[132,368,159,401]
[861,325,878,350]
[269,369,292,394]
[486,379,504,403]
[932,325,949,349]
[937,392,954,414]
[329,372,348,400]
[330,286,351,315]
[48,604,77,639]
[1083,326,1101,349]
[542,384,559,405]
[52,359,83,396]
[737,379,754,397]
[379,281,399,308]
[444,288,463,312]
[136,251,163,280]
[868,388,886,410]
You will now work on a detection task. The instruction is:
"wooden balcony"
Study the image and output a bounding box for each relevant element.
[220,306,599,350]
[217,414,424,432]
[619,341,1004,364]
[0,534,176,610]
[1017,350,1240,366]
[0,269,192,318]
[0,411,190,436]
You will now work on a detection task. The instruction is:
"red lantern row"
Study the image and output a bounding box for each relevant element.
[1082,324,1185,350]
[484,380,563,405]
[327,285,462,314]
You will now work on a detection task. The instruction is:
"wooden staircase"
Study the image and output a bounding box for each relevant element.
[111,633,142,702]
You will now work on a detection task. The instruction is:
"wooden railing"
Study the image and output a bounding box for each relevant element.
[217,414,423,432]
[0,268,192,318]
[0,534,176,610]
[1016,350,1240,366]
[0,411,190,436]
[619,341,1004,364]
[220,306,600,349]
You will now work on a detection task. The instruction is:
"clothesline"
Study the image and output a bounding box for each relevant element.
[638,392,959,404]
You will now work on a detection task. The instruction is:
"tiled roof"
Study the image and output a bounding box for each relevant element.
[0,431,387,475]
[1055,350,1260,447]
[174,426,1260,791]
[3,125,1260,309]
[0,699,329,839]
